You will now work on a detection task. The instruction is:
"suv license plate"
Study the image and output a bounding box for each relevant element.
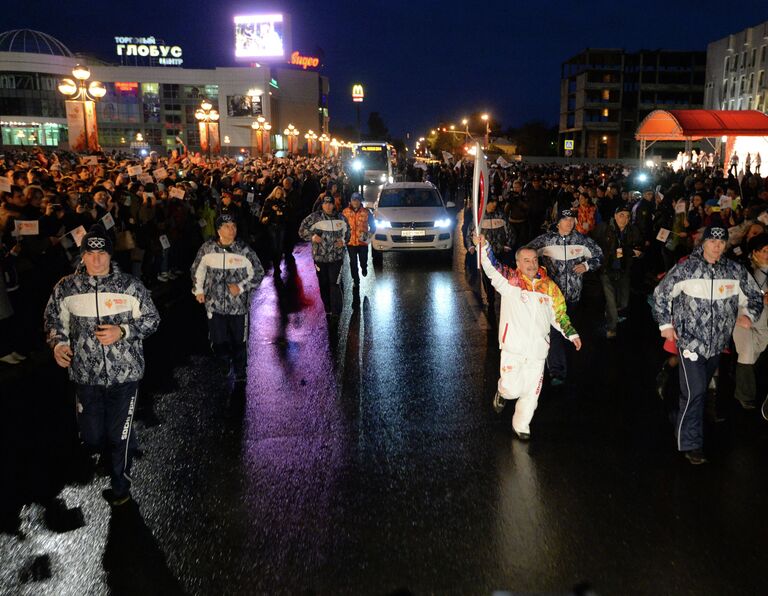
[401,230,426,237]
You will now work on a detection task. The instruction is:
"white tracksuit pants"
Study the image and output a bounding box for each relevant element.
[498,351,546,434]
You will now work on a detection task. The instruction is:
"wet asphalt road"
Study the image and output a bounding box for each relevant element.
[2,221,768,595]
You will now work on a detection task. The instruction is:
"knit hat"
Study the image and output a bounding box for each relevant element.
[702,226,727,241]
[215,213,236,229]
[350,192,362,202]
[322,196,334,204]
[615,204,631,215]
[80,224,113,255]
[557,208,575,221]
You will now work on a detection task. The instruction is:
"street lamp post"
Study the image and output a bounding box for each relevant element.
[251,116,273,155]
[58,64,106,153]
[305,129,318,155]
[318,133,330,156]
[195,99,220,159]
[352,83,364,141]
[481,113,490,148]
[283,124,300,155]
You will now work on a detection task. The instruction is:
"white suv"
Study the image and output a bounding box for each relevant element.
[371,182,455,252]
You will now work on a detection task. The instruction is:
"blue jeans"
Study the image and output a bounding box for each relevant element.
[75,381,139,497]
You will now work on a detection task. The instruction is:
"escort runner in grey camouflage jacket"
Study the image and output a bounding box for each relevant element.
[44,263,160,387]
[299,211,350,263]
[191,239,264,317]
[653,245,763,359]
[527,229,603,303]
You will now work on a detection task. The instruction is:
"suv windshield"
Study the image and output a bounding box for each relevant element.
[379,188,443,208]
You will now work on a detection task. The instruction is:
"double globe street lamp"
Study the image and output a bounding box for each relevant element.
[195,99,220,158]
[58,64,106,152]
[251,116,272,155]
[305,130,318,155]
[283,124,300,155]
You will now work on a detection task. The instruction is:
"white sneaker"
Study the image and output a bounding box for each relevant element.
[0,353,20,365]
[157,273,170,282]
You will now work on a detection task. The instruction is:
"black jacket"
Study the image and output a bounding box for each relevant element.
[593,219,643,273]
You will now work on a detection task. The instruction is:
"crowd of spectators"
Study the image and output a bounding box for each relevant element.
[0,147,356,364]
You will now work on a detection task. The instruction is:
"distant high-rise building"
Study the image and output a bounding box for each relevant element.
[704,21,768,113]
[559,49,705,159]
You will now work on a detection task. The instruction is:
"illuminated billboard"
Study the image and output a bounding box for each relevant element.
[234,14,291,59]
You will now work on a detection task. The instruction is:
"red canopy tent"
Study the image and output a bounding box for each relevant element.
[635,109,768,162]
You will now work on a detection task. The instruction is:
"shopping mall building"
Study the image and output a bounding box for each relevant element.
[0,29,330,153]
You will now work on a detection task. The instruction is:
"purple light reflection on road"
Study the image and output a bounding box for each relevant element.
[240,245,353,568]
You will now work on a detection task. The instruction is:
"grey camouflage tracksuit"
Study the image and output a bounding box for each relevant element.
[653,246,763,451]
[191,239,265,377]
[299,211,350,314]
[44,263,160,499]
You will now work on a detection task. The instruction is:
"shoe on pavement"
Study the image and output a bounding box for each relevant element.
[167,271,179,280]
[492,391,505,414]
[0,353,21,365]
[157,273,169,282]
[102,489,132,507]
[11,352,27,361]
[684,449,708,465]
[606,330,617,339]
[513,428,531,441]
[550,377,565,387]
[737,399,757,410]
[762,396,768,422]
[617,316,627,324]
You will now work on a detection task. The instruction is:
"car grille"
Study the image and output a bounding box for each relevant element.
[391,235,436,243]
[390,221,434,228]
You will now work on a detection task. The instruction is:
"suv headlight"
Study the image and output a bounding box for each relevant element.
[380,173,388,182]
[435,218,452,228]
[375,219,391,229]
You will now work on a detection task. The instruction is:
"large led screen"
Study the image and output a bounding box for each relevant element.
[234,14,289,59]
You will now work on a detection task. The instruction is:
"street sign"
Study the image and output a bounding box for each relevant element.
[564,140,574,151]
[565,149,573,157]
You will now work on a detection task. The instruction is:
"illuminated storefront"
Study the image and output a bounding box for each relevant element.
[0,29,329,152]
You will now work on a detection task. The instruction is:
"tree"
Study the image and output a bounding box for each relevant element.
[505,120,559,156]
[366,112,389,141]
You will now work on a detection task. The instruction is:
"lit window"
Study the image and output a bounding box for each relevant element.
[602,89,610,101]
[602,108,609,117]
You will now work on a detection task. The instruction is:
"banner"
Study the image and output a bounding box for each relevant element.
[199,122,208,154]
[442,151,454,165]
[198,122,221,155]
[65,100,100,152]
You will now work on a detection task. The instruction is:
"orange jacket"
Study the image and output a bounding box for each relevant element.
[342,205,372,246]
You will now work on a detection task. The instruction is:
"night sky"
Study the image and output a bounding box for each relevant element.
[5,1,768,139]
